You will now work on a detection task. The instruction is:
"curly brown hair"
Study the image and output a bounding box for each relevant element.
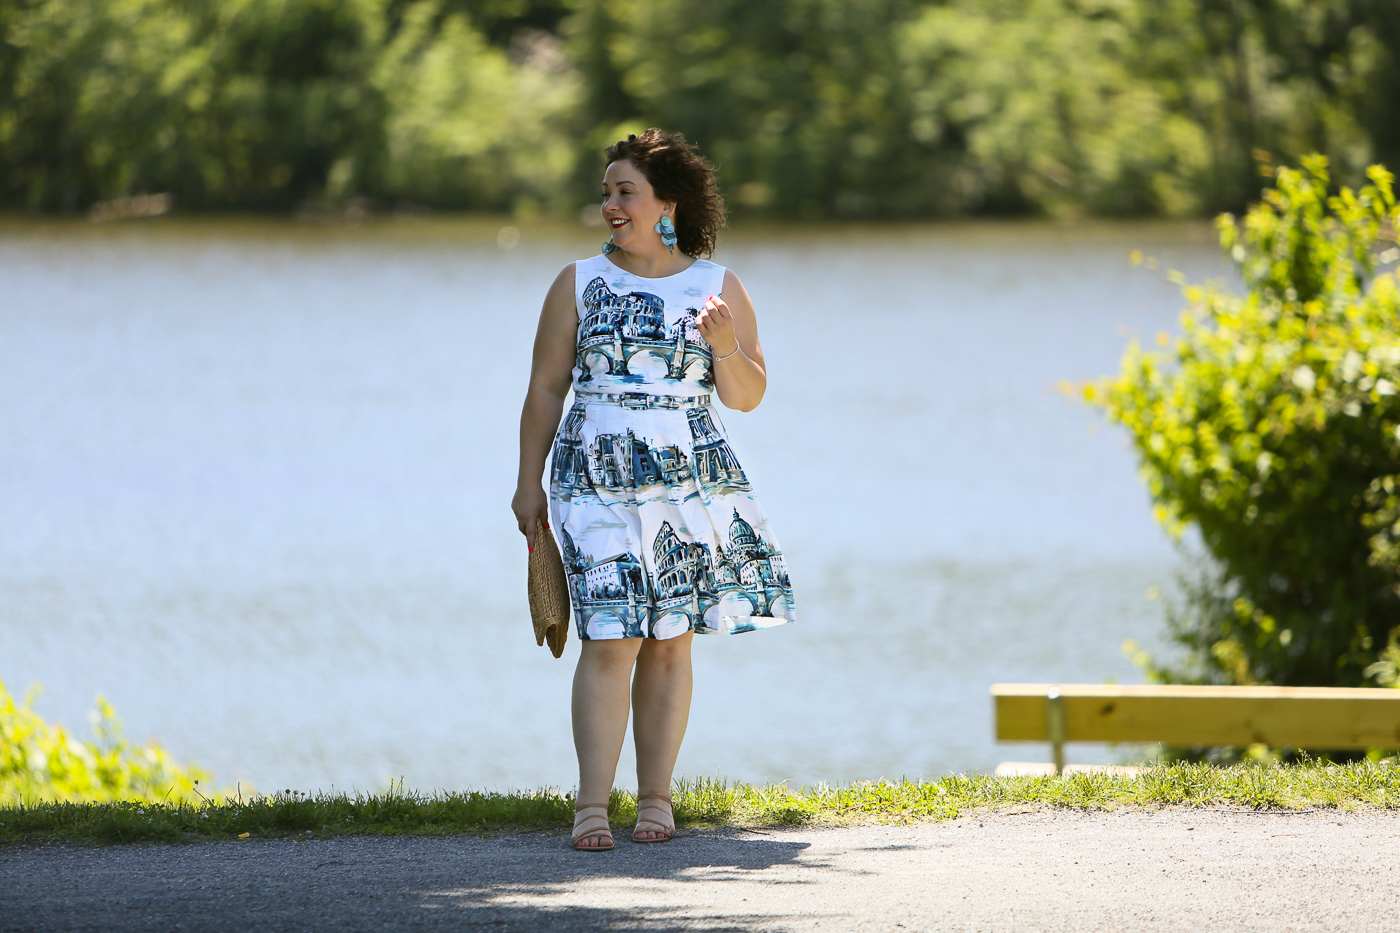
[605,129,726,259]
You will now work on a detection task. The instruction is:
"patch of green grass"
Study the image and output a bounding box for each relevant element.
[4,760,1399,845]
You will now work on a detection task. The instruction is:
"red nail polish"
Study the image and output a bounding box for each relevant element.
[528,545,534,553]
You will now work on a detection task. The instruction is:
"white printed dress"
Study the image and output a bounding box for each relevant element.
[548,254,796,640]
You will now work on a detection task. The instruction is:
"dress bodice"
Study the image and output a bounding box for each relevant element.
[571,254,726,398]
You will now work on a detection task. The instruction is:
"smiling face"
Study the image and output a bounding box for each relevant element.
[601,159,672,252]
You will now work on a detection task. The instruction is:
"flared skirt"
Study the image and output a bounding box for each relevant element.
[547,395,796,640]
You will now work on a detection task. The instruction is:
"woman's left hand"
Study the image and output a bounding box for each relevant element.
[696,295,739,358]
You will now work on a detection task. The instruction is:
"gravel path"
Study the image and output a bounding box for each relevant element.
[3,808,1398,932]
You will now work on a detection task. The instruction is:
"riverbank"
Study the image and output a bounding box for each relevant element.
[3,761,1397,846]
[4,809,1398,932]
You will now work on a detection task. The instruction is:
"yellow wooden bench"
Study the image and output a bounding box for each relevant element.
[992,683,1400,774]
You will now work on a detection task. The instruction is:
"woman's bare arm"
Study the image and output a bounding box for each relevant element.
[697,269,767,411]
[512,264,578,549]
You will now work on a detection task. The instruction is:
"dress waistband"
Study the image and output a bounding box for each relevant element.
[573,390,710,410]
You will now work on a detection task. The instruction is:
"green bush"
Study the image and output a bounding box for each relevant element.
[0,680,209,804]
[1092,155,1400,687]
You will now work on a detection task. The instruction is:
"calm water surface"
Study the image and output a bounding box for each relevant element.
[0,217,1231,792]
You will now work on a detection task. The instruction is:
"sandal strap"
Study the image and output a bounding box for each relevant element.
[574,802,610,814]
[573,814,613,836]
[572,807,614,845]
[633,797,675,833]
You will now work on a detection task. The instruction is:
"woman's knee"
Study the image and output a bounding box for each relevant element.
[580,639,642,676]
[637,634,693,673]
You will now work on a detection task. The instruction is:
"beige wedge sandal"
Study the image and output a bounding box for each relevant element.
[571,803,615,852]
[631,795,675,844]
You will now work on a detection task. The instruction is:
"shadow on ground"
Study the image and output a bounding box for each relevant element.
[0,830,826,932]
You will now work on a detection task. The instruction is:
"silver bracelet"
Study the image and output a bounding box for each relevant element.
[713,345,741,362]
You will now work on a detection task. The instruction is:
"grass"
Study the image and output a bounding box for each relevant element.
[3,761,1399,845]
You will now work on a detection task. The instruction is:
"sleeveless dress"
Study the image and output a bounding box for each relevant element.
[547,254,797,640]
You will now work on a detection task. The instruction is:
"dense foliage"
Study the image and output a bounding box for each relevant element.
[1,0,1398,216]
[1093,156,1400,688]
[0,680,209,803]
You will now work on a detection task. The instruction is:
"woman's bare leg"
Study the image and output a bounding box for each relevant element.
[631,631,694,838]
[572,638,643,847]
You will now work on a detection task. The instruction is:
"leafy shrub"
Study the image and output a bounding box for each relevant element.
[0,680,209,804]
[1092,156,1400,687]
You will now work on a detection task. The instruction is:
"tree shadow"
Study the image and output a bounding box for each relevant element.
[0,829,834,933]
[414,828,827,930]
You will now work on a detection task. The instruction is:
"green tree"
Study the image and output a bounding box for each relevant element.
[1,0,1398,215]
[368,0,580,212]
[565,0,921,217]
[0,0,386,210]
[563,0,1397,218]
[898,0,1216,216]
[895,0,1396,218]
[1092,156,1400,687]
[0,0,577,212]
[1246,0,1400,181]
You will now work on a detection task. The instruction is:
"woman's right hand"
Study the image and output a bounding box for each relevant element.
[512,484,550,551]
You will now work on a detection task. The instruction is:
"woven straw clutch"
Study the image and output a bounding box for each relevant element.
[528,518,570,658]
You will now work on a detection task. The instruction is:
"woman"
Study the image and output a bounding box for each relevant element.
[512,129,796,852]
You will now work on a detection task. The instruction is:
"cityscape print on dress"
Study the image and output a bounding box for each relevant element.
[559,505,793,639]
[548,254,796,640]
[575,276,714,391]
[551,403,751,502]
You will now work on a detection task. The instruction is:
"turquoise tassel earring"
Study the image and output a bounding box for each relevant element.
[654,216,677,254]
[602,234,621,255]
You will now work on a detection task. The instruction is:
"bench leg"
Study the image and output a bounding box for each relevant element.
[1047,688,1066,776]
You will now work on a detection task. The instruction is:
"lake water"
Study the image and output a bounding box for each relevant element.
[0,217,1231,793]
